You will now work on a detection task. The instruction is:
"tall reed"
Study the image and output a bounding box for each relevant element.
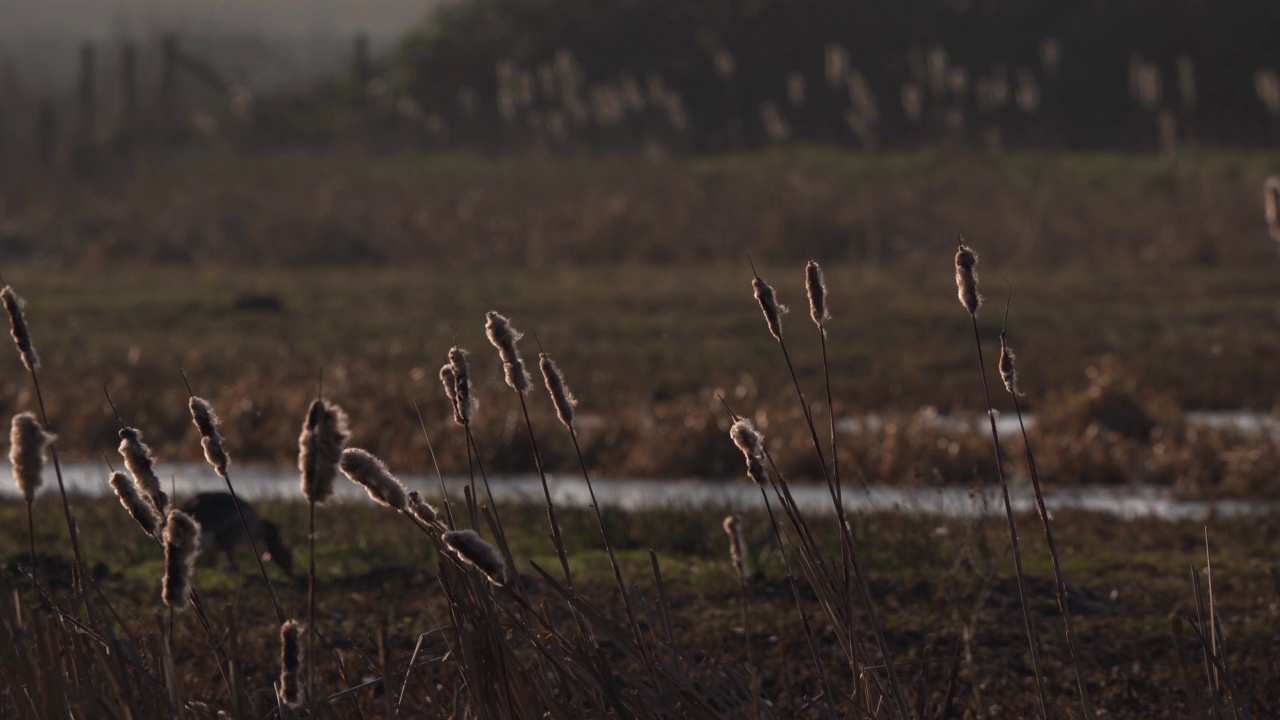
[998,297,1097,718]
[954,239,1049,718]
[2,285,89,608]
[186,391,285,624]
[11,411,52,599]
[298,397,349,713]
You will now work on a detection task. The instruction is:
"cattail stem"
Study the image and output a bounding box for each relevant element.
[25,499,38,603]
[308,498,317,718]
[189,394,286,625]
[515,391,575,590]
[30,372,90,610]
[1014,392,1096,718]
[967,313,1051,719]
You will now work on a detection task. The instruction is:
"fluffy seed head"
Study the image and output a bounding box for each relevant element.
[805,260,829,327]
[485,311,531,393]
[955,243,982,315]
[189,397,229,477]
[1,287,39,372]
[443,529,507,586]
[278,620,305,708]
[539,353,577,429]
[723,515,750,583]
[162,509,201,609]
[110,471,162,538]
[448,347,477,424]
[407,490,441,527]
[752,276,788,342]
[118,427,168,516]
[339,448,408,511]
[298,399,350,504]
[999,334,1020,395]
[729,419,770,486]
[10,412,52,502]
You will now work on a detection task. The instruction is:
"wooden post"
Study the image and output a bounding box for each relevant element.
[158,34,178,141]
[78,41,95,145]
[353,34,371,101]
[37,99,56,167]
[119,41,137,149]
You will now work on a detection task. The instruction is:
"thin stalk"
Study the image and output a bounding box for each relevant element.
[1013,392,1095,718]
[514,391,575,590]
[412,401,455,528]
[967,313,1050,719]
[308,497,317,718]
[25,500,37,604]
[566,423,654,672]
[183,377,285,625]
[30,370,90,610]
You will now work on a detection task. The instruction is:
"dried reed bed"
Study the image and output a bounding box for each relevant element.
[0,247,1277,717]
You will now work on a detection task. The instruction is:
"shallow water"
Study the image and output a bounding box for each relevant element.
[6,461,1275,522]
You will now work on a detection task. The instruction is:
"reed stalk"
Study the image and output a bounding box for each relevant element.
[954,240,1050,718]
[998,296,1096,719]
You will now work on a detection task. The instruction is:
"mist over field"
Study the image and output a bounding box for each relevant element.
[0,0,443,90]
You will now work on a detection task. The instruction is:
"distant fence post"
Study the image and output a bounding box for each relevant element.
[159,34,178,141]
[119,41,137,151]
[78,42,95,143]
[36,99,56,167]
[353,34,371,101]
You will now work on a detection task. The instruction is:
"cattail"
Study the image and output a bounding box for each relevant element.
[485,311,531,393]
[439,364,462,424]
[538,353,577,429]
[339,448,408,511]
[1266,176,1280,242]
[407,490,441,527]
[955,242,982,316]
[110,471,162,537]
[298,399,350,504]
[1,286,39,372]
[805,260,829,328]
[723,514,750,583]
[278,620,305,708]
[752,276,788,342]
[10,412,52,502]
[443,529,507,586]
[448,347,477,424]
[118,427,168,516]
[999,333,1020,395]
[162,509,201,609]
[729,419,770,486]
[188,397,229,477]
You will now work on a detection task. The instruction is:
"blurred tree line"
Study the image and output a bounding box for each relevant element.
[386,0,1280,152]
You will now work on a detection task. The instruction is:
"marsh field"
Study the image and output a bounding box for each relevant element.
[3,148,1280,718]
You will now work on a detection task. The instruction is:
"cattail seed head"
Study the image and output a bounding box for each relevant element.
[439,364,462,423]
[10,412,52,502]
[162,509,201,609]
[278,620,305,708]
[407,490,441,527]
[298,399,350,504]
[729,419,770,486]
[110,471,162,538]
[538,353,577,429]
[339,448,408,511]
[1266,176,1280,242]
[723,514,750,583]
[485,311,531,393]
[805,260,829,328]
[752,276,788,342]
[188,397,229,477]
[1,286,39,372]
[118,427,168,516]
[999,333,1020,395]
[955,242,982,316]
[443,529,507,586]
[448,347,477,424]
